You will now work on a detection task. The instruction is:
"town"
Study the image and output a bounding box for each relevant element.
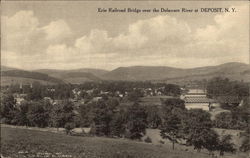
[1,76,249,157]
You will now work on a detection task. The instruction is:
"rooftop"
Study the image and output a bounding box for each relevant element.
[184,96,214,103]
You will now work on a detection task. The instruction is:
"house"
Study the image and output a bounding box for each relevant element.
[86,89,94,95]
[92,97,102,102]
[72,88,82,100]
[44,97,53,104]
[14,93,27,105]
[100,91,109,95]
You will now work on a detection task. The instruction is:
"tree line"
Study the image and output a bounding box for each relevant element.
[206,77,249,99]
[1,93,248,155]
[206,77,249,130]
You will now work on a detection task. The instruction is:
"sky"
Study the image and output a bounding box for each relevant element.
[1,1,249,70]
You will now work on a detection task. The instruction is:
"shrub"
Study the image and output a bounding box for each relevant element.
[144,136,152,143]
[64,122,75,135]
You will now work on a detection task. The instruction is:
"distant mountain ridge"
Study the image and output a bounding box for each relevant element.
[1,69,65,86]
[1,62,249,85]
[36,68,108,77]
[101,66,184,81]
[1,65,21,71]
[102,62,250,82]
[35,68,107,84]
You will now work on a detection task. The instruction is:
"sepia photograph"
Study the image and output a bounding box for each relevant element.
[1,0,250,158]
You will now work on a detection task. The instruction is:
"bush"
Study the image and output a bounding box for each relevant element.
[144,137,152,143]
[240,138,250,152]
[64,122,75,135]
[1,118,7,124]
[240,127,250,152]
[27,102,50,128]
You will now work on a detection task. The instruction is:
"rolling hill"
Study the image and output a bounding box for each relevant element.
[56,72,101,84]
[1,65,20,71]
[36,68,106,84]
[1,68,64,85]
[163,62,250,83]
[102,66,184,81]
[1,62,249,85]
[36,68,108,78]
[102,62,250,83]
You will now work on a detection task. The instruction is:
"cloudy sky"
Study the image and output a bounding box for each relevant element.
[1,1,249,70]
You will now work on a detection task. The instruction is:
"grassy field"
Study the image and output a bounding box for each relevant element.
[1,126,214,158]
[1,126,248,158]
[142,129,248,158]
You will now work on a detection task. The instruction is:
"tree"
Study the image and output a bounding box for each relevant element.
[183,109,213,151]
[49,103,64,129]
[80,98,125,137]
[60,100,76,134]
[106,98,120,110]
[162,98,186,115]
[65,122,76,135]
[49,100,75,133]
[240,137,250,152]
[217,135,236,156]
[146,106,161,128]
[79,103,93,127]
[26,82,43,100]
[160,98,187,150]
[214,98,249,130]
[27,101,50,128]
[110,110,127,137]
[163,84,181,96]
[90,99,118,136]
[125,103,147,140]
[127,89,143,102]
[203,130,219,155]
[91,101,113,136]
[214,112,233,129]
[240,127,250,152]
[206,77,249,99]
[16,101,31,126]
[0,93,16,124]
[161,114,182,150]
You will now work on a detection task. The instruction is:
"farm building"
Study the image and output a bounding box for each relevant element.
[184,97,216,111]
[183,89,216,111]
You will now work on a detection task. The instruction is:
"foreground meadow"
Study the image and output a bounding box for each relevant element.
[1,126,248,158]
[1,126,212,158]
